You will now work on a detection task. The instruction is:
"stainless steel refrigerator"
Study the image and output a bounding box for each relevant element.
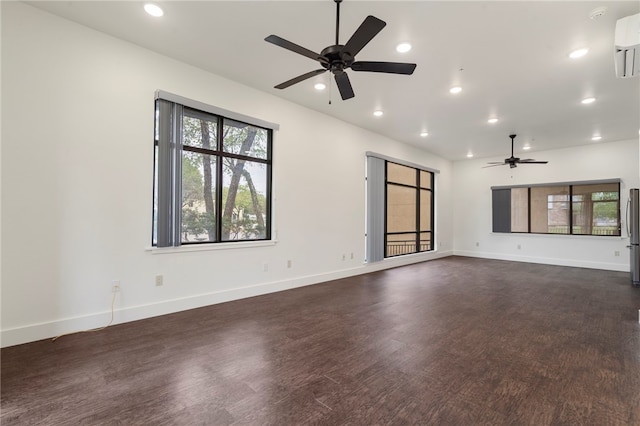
[628,188,640,287]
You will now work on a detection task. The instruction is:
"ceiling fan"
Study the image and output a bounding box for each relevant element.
[484,134,549,168]
[264,0,417,100]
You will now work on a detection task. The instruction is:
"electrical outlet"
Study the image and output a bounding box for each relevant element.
[476,242,479,247]
[287,260,292,268]
[155,275,163,286]
[350,252,354,260]
[112,280,120,292]
[517,244,521,250]
[263,262,268,272]
[342,254,346,261]
[614,250,620,257]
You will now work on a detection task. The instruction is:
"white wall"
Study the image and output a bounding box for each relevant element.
[0,3,453,347]
[453,139,640,270]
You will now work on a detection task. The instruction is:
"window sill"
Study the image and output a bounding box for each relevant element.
[146,240,277,254]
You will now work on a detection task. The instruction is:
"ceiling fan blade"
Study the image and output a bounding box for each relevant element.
[519,160,548,164]
[274,69,327,89]
[343,16,386,57]
[335,72,355,100]
[482,164,506,168]
[486,162,505,165]
[265,35,326,64]
[351,61,416,75]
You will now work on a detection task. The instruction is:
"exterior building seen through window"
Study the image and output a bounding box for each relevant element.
[385,161,434,257]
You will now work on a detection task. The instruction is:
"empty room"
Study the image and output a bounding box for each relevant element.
[2,1,640,424]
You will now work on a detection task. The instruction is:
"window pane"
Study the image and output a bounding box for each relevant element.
[419,232,432,252]
[511,188,529,232]
[181,152,216,243]
[573,183,619,235]
[387,184,416,232]
[183,109,218,150]
[223,119,268,159]
[591,201,619,235]
[420,171,432,189]
[221,159,268,241]
[531,186,569,233]
[387,162,416,186]
[420,189,432,231]
[387,233,417,256]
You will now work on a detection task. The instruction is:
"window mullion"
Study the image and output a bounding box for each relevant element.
[216,116,224,242]
[415,169,420,253]
[569,185,574,235]
[528,187,531,233]
[384,161,388,258]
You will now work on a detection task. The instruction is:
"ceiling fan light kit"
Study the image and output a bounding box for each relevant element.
[264,0,417,100]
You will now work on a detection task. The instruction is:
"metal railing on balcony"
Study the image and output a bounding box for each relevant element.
[386,240,432,257]
[547,226,619,236]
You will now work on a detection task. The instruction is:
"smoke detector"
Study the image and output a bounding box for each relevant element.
[589,6,607,21]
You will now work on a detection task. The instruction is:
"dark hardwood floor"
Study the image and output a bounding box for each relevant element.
[2,256,640,425]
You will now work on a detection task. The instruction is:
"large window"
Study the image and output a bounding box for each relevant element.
[492,180,620,236]
[385,162,434,257]
[153,93,274,247]
[366,154,438,262]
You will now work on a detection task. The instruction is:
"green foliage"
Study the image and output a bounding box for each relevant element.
[593,201,617,221]
[182,208,215,241]
[591,191,618,201]
[182,153,205,207]
[222,185,266,215]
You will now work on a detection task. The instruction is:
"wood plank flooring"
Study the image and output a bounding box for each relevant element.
[2,256,640,425]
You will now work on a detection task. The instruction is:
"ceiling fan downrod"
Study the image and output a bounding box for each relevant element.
[510,134,516,158]
[335,0,342,45]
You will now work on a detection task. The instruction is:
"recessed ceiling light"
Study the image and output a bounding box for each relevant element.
[420,131,429,137]
[373,110,383,117]
[523,145,531,150]
[314,83,326,91]
[144,3,164,17]
[450,86,462,94]
[487,118,499,124]
[396,43,412,53]
[591,135,602,141]
[569,48,589,59]
[466,152,473,158]
[581,97,596,104]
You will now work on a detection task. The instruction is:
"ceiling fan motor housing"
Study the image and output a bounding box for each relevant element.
[320,45,354,74]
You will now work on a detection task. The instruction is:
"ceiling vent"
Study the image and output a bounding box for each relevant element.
[615,13,640,78]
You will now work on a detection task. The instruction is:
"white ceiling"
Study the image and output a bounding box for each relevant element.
[26,1,640,161]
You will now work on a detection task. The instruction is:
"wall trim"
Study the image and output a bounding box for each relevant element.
[1,250,453,348]
[453,249,628,272]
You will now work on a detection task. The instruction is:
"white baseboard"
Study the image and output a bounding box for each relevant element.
[1,250,453,348]
[453,250,629,272]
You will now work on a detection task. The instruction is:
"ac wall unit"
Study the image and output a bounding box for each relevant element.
[615,13,640,78]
